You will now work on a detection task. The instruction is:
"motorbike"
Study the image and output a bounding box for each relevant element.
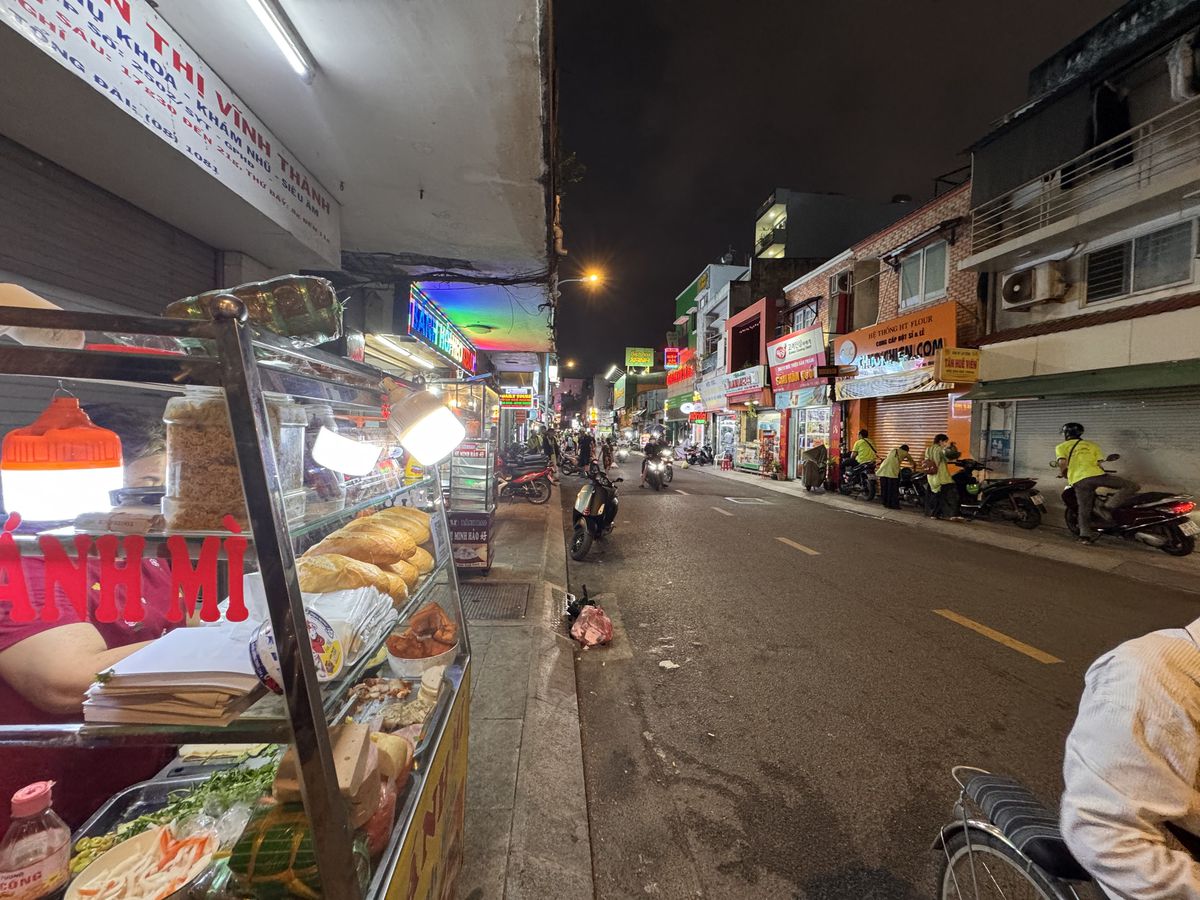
[496,457,553,504]
[896,466,928,508]
[949,459,1044,529]
[837,452,877,501]
[685,445,714,466]
[645,454,669,491]
[660,448,674,485]
[571,464,621,560]
[616,446,630,463]
[1056,455,1197,555]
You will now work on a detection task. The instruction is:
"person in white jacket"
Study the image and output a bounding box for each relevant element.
[1061,617,1200,898]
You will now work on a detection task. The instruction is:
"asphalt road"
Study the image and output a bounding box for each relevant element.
[559,459,1200,900]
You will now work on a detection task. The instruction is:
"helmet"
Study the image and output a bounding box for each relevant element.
[1061,422,1085,439]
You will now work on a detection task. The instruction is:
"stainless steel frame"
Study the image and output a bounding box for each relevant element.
[0,301,470,900]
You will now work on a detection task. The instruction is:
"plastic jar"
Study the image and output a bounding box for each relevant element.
[163,393,307,531]
[303,404,346,518]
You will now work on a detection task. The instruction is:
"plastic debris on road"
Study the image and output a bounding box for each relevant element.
[571,605,613,647]
[658,660,680,670]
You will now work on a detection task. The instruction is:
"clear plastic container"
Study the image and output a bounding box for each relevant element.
[303,405,346,518]
[163,393,307,531]
[0,782,70,900]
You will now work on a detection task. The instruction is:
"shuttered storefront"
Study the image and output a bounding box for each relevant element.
[1012,386,1200,526]
[864,392,950,457]
[0,134,219,437]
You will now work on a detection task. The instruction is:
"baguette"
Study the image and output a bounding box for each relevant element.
[408,546,435,575]
[385,558,419,589]
[305,526,416,564]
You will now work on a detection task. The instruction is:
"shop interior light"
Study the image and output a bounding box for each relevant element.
[0,396,123,522]
[310,426,382,477]
[378,335,437,370]
[388,390,466,466]
[244,0,316,82]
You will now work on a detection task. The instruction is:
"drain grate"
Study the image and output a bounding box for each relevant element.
[724,497,771,504]
[461,582,530,620]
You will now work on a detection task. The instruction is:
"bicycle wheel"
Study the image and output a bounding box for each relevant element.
[937,827,1067,899]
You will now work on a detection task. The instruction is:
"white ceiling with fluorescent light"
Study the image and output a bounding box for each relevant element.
[153,0,553,280]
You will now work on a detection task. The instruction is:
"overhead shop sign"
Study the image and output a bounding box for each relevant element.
[625,347,654,368]
[834,301,958,400]
[933,348,981,384]
[697,376,729,412]
[766,325,825,391]
[663,347,681,369]
[408,286,478,373]
[499,392,534,409]
[724,365,766,399]
[0,0,340,264]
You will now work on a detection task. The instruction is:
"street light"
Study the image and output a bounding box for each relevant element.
[565,359,577,369]
[559,270,604,288]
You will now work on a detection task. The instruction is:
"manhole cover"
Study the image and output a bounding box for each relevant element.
[461,582,530,620]
[724,497,770,504]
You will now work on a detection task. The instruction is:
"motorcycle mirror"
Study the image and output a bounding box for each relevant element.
[1106,453,1120,462]
[614,478,624,482]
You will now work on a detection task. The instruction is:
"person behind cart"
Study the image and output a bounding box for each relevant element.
[876,444,915,510]
[923,433,964,521]
[0,403,179,834]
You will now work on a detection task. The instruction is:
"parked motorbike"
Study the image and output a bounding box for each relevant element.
[571,464,621,560]
[685,445,714,466]
[496,457,553,504]
[949,459,1044,529]
[837,452,877,501]
[896,466,928,508]
[1056,455,1197,555]
[559,453,580,476]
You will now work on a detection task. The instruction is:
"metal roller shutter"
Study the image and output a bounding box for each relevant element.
[866,393,950,457]
[1013,387,1200,527]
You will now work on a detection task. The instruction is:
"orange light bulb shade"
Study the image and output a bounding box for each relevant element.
[0,397,122,471]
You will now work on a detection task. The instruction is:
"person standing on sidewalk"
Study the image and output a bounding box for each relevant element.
[1055,422,1138,545]
[924,434,963,521]
[876,444,914,510]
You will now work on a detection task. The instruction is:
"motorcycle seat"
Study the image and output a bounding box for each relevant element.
[1124,491,1183,507]
[964,774,1089,882]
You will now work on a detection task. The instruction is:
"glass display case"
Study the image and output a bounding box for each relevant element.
[0,302,471,900]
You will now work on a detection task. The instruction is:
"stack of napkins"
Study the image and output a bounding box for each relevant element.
[84,623,262,726]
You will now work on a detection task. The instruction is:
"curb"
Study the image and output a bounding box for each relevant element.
[694,465,1200,597]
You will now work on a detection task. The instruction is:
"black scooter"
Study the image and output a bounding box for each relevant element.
[685,445,714,466]
[1059,455,1197,555]
[950,459,1044,529]
[571,463,622,560]
[837,452,877,501]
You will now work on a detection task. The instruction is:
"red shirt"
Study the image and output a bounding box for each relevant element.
[0,557,177,834]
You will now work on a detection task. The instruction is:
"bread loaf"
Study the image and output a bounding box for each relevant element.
[382,516,431,545]
[297,554,391,594]
[379,571,409,606]
[380,505,431,526]
[305,526,416,564]
[385,558,419,589]
[408,546,435,575]
[345,514,431,546]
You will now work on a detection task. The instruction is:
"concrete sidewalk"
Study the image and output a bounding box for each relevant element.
[458,500,593,899]
[695,464,1200,596]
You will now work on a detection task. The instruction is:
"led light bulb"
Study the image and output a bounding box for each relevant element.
[388,390,466,466]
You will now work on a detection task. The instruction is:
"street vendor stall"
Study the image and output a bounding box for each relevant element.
[0,285,471,900]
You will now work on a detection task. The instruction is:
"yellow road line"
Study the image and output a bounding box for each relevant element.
[776,537,820,556]
[711,506,734,517]
[675,489,689,495]
[933,609,1063,665]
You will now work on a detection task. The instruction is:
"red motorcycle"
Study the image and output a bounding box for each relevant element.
[496,458,554,505]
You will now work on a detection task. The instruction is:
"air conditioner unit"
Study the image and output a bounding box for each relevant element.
[1001,263,1067,308]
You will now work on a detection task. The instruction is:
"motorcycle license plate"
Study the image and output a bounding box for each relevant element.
[1031,494,1045,507]
[1180,519,1200,537]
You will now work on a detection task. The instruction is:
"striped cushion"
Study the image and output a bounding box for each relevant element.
[965,774,1090,882]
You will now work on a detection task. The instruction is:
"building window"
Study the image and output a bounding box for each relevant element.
[1085,221,1194,304]
[899,240,948,308]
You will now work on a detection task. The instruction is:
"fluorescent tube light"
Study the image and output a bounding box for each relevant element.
[244,0,316,82]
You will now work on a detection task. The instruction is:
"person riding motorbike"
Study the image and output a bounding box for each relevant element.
[1055,422,1138,545]
[641,430,666,487]
[851,429,878,466]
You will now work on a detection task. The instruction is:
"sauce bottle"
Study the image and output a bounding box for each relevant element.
[0,782,71,900]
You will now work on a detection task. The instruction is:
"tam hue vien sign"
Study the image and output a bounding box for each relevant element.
[766,325,825,391]
[0,0,340,264]
[834,301,959,400]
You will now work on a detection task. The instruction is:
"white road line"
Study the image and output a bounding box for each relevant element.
[776,536,820,556]
[711,506,734,517]
[675,489,689,495]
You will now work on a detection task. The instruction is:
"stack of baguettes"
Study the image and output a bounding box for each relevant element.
[298,505,437,608]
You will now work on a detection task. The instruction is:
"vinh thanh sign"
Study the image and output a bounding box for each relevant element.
[1,0,340,264]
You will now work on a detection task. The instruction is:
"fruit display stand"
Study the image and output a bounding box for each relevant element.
[0,302,471,900]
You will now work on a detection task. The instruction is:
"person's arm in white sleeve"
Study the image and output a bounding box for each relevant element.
[1061,681,1200,899]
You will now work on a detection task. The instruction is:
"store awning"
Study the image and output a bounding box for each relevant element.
[962,360,1200,401]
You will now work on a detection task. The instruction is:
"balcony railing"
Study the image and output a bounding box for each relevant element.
[755,225,786,256]
[972,93,1200,255]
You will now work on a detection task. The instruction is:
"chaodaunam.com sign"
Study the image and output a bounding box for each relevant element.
[1,0,340,263]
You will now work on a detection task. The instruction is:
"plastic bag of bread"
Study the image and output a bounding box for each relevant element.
[305,526,415,565]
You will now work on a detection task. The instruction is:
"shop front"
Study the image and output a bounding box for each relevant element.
[723,365,773,473]
[834,300,971,459]
[767,325,830,480]
[664,348,697,444]
[697,375,734,463]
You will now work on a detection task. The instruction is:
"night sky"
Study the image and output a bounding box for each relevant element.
[555,0,1125,377]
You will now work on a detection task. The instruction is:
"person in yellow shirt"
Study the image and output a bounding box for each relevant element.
[851,429,878,465]
[1055,422,1137,544]
[876,444,915,509]
[924,434,964,520]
